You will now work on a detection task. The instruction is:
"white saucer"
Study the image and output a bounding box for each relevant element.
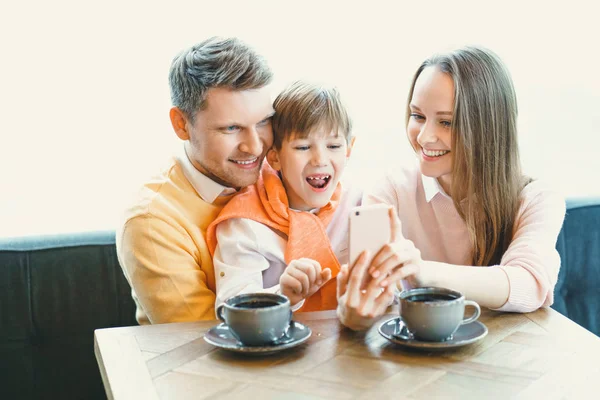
[204,320,311,354]
[378,317,488,350]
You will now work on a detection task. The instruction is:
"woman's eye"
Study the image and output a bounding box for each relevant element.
[441,120,452,128]
[410,113,424,120]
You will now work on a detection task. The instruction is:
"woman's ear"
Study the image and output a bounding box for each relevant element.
[346,136,356,158]
[170,107,190,140]
[266,148,281,170]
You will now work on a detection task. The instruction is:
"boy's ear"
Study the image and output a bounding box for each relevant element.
[267,148,281,170]
[170,107,190,140]
[346,136,356,157]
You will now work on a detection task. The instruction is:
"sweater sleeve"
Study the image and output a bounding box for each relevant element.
[491,181,566,312]
[118,214,217,324]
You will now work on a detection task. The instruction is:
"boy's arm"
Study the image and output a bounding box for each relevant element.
[214,218,281,309]
[214,218,306,311]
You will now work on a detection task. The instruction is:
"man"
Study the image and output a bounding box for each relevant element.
[116,37,275,324]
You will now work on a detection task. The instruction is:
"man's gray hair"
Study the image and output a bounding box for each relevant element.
[169,37,273,121]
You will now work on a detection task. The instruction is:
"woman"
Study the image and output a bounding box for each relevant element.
[337,46,566,330]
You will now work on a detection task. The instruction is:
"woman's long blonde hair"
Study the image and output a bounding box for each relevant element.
[406,46,531,266]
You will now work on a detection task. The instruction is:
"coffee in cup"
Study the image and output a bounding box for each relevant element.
[398,287,480,342]
[216,293,292,346]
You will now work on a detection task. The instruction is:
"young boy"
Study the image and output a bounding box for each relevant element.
[206,81,361,312]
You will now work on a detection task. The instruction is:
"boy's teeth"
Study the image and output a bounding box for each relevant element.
[423,149,449,157]
[306,175,330,189]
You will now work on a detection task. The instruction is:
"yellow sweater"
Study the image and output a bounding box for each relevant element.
[116,157,233,324]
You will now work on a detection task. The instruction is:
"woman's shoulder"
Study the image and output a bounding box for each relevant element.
[352,160,421,207]
[374,160,421,195]
[518,178,566,224]
[520,178,566,208]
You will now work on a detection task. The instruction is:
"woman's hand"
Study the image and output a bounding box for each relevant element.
[368,207,426,288]
[336,251,396,331]
[280,258,332,306]
[336,207,431,331]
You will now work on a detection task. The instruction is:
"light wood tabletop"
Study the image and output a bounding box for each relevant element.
[95,307,600,400]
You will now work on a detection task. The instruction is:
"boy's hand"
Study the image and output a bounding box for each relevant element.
[280,258,332,306]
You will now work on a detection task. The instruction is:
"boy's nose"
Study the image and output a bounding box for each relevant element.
[311,149,328,167]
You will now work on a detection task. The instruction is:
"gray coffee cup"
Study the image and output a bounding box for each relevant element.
[216,293,292,346]
[398,287,481,342]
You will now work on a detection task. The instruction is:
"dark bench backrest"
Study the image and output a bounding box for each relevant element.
[554,198,600,336]
[0,231,137,400]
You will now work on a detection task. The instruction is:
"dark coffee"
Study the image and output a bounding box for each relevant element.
[234,300,280,309]
[407,294,458,303]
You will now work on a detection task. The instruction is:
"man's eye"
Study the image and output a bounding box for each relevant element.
[224,125,240,132]
[257,118,272,127]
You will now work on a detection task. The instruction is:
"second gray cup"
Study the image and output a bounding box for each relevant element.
[398,287,481,342]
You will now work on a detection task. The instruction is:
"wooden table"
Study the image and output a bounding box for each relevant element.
[95,308,600,399]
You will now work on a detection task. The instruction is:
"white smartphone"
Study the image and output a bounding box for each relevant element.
[348,204,392,287]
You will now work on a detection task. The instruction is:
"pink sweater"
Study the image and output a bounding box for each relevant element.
[364,163,566,312]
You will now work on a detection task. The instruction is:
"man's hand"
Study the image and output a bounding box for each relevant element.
[280,258,332,306]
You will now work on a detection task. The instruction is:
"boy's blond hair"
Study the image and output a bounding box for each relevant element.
[272,81,352,149]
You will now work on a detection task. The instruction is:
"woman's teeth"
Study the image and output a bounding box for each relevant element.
[423,149,449,157]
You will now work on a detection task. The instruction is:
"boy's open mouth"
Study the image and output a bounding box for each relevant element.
[306,174,331,190]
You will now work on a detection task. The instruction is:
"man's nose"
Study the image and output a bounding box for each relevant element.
[238,127,262,155]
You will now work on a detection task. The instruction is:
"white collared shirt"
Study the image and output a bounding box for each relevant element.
[176,145,237,203]
[421,174,451,203]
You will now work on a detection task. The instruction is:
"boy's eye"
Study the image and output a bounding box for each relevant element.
[328,144,342,149]
[294,146,309,151]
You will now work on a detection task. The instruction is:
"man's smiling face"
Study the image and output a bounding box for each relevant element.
[183,86,275,189]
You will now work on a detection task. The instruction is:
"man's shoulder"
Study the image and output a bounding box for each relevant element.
[120,157,205,223]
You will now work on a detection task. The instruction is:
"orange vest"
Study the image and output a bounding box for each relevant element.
[206,163,341,311]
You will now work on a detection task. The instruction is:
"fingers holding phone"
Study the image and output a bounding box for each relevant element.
[369,239,422,286]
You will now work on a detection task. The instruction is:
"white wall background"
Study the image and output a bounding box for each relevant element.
[1,0,598,237]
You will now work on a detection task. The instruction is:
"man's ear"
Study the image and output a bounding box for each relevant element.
[346,136,356,158]
[170,107,190,140]
[266,148,281,170]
